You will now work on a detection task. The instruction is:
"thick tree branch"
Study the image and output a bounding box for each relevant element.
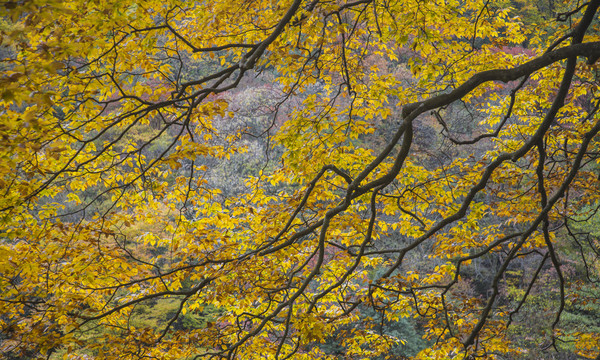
[402,42,600,119]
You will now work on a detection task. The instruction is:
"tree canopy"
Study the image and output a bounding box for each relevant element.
[1,0,600,359]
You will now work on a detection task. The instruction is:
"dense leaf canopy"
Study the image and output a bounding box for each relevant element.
[1,0,600,359]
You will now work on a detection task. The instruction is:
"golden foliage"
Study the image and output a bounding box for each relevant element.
[1,0,600,359]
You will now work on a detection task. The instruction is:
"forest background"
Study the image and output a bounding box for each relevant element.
[1,0,600,359]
